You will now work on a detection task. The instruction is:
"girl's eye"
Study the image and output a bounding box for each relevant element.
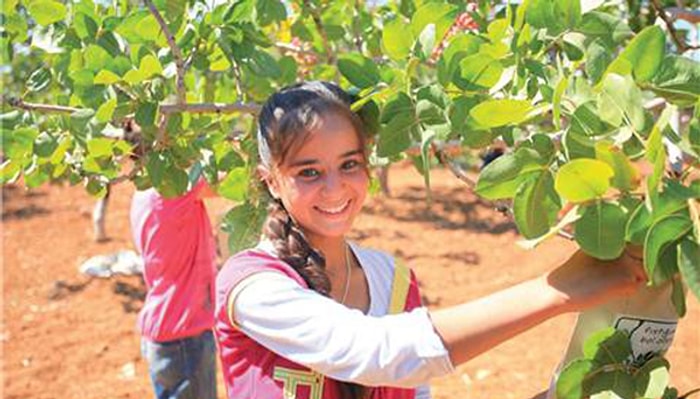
[341,160,361,171]
[298,168,320,178]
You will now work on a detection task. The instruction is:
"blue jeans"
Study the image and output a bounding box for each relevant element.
[141,330,217,399]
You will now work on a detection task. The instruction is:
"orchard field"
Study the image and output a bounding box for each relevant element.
[3,163,698,399]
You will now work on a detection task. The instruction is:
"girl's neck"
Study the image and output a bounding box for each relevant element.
[307,233,348,274]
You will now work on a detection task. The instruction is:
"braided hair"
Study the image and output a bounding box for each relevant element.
[257,81,368,399]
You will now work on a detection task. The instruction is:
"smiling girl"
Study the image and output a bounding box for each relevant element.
[213,81,645,399]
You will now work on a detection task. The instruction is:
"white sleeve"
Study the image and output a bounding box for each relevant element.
[230,272,454,387]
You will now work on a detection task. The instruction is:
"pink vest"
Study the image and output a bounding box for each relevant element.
[215,249,422,399]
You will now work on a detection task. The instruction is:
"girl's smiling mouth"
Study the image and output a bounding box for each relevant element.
[314,200,351,215]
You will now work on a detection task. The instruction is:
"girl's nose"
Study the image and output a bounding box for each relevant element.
[322,171,344,195]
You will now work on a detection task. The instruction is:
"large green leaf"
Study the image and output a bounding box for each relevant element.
[650,56,700,106]
[476,148,544,200]
[222,202,267,253]
[644,216,692,285]
[594,142,639,192]
[625,188,689,245]
[597,74,644,131]
[27,67,52,92]
[555,159,613,203]
[410,2,456,44]
[455,54,504,91]
[3,127,38,159]
[608,26,665,83]
[513,171,561,239]
[377,112,415,157]
[338,53,380,89]
[556,359,595,399]
[634,357,670,399]
[218,167,248,202]
[27,0,67,26]
[575,202,628,260]
[678,239,700,302]
[586,370,636,399]
[470,99,533,129]
[382,18,413,61]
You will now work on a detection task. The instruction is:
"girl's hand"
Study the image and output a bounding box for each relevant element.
[544,250,646,313]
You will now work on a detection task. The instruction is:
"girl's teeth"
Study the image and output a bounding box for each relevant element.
[319,201,349,214]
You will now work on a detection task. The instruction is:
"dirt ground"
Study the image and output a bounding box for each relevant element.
[3,162,699,399]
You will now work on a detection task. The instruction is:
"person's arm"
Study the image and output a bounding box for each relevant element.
[429,250,645,366]
[229,272,454,388]
[229,250,644,386]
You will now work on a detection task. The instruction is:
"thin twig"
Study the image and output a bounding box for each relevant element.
[110,166,140,184]
[6,97,82,113]
[275,42,318,57]
[159,102,260,115]
[144,0,187,104]
[303,0,334,64]
[231,59,246,102]
[650,0,698,53]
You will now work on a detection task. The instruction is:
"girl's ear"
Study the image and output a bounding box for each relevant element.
[257,165,281,200]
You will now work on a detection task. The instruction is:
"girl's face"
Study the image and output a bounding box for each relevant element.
[266,112,369,240]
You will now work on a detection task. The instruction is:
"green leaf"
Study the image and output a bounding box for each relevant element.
[678,239,700,302]
[476,148,544,200]
[377,112,415,157]
[338,53,380,89]
[577,11,632,48]
[87,137,114,158]
[139,54,163,78]
[158,165,189,198]
[94,70,121,85]
[586,370,636,399]
[123,69,146,85]
[470,99,533,129]
[256,0,286,26]
[575,202,628,260]
[247,50,281,79]
[27,67,52,92]
[455,54,504,91]
[612,26,665,83]
[95,98,117,124]
[671,275,686,317]
[410,2,456,44]
[416,99,445,126]
[594,142,639,192]
[514,171,561,239]
[222,202,267,253]
[644,216,692,285]
[556,358,595,399]
[135,102,158,127]
[583,327,631,364]
[1,159,21,184]
[382,18,413,61]
[586,39,612,84]
[74,12,99,40]
[218,167,248,202]
[555,159,614,203]
[634,357,671,399]
[649,56,700,106]
[33,132,58,157]
[570,102,612,137]
[597,74,645,131]
[26,0,67,26]
[625,189,689,245]
[4,127,38,159]
[84,44,111,72]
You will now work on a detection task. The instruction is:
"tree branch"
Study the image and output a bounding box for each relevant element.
[6,97,82,113]
[275,42,319,57]
[650,0,699,53]
[159,102,261,115]
[144,0,187,104]
[303,0,335,64]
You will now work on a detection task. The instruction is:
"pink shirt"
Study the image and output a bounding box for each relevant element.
[215,249,421,399]
[130,180,217,342]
